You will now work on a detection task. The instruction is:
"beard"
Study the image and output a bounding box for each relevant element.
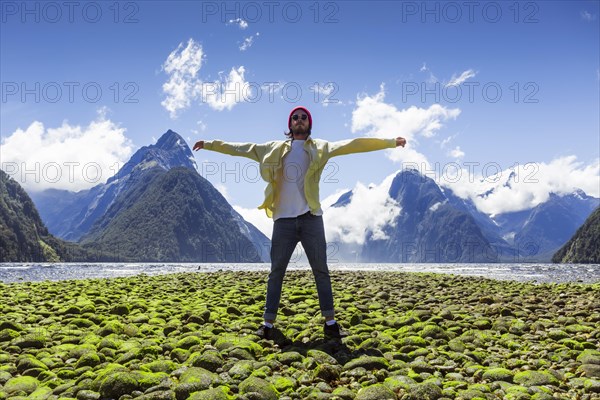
[292,125,309,136]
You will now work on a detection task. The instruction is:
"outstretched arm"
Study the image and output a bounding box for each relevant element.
[327,137,407,158]
[192,139,267,162]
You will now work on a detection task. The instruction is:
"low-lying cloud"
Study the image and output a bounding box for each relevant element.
[1,114,133,192]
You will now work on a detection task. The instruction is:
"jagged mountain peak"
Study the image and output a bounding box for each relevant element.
[155,129,188,151]
[109,130,196,184]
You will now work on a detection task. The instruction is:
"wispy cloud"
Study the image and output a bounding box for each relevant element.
[446,69,477,87]
[420,62,438,84]
[239,32,259,51]
[581,10,597,21]
[448,146,465,159]
[0,112,133,192]
[201,66,249,111]
[161,39,204,118]
[228,18,248,29]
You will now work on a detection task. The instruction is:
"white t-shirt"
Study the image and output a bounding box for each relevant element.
[273,140,312,220]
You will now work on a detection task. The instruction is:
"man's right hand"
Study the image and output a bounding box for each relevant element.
[193,140,204,151]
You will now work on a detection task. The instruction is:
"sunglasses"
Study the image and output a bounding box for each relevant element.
[291,114,308,121]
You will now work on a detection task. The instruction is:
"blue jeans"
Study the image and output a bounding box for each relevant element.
[263,212,335,321]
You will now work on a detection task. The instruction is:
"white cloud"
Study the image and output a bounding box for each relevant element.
[233,205,273,238]
[239,32,259,51]
[420,62,438,83]
[240,36,254,51]
[161,39,251,116]
[323,173,401,245]
[352,84,460,139]
[449,146,465,159]
[201,66,250,111]
[441,156,600,215]
[581,10,597,21]
[228,18,248,29]
[161,39,204,118]
[1,115,133,192]
[191,120,207,135]
[446,69,476,87]
[351,84,460,166]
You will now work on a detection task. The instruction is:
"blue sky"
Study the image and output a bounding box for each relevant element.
[1,1,599,236]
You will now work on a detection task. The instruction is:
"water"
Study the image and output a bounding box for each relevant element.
[0,263,599,284]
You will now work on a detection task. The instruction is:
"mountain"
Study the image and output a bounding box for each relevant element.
[552,206,600,263]
[330,170,599,263]
[80,167,268,262]
[336,170,499,263]
[30,129,198,241]
[0,170,97,262]
[29,130,270,262]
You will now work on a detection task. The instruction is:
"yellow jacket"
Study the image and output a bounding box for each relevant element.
[204,137,397,218]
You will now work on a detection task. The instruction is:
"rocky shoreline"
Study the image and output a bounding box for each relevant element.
[0,270,598,399]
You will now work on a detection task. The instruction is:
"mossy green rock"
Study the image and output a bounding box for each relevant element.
[404,382,443,400]
[12,334,46,349]
[214,335,261,357]
[188,350,223,372]
[0,370,12,385]
[577,349,600,365]
[384,374,417,391]
[277,351,304,365]
[174,367,216,399]
[238,376,278,400]
[270,375,296,392]
[0,329,20,342]
[4,376,39,394]
[98,371,138,398]
[356,383,397,399]
[332,386,356,400]
[188,386,232,400]
[307,349,337,365]
[16,356,48,372]
[344,356,389,370]
[176,335,202,350]
[228,360,254,379]
[0,321,24,331]
[513,370,559,386]
[579,364,600,378]
[583,378,600,393]
[75,390,101,400]
[141,360,179,373]
[482,367,513,382]
[313,363,341,382]
[457,388,488,399]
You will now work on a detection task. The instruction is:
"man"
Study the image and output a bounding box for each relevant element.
[193,106,406,339]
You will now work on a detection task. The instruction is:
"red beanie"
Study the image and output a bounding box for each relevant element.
[288,106,312,130]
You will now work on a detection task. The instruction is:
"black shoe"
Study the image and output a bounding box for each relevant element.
[256,324,272,340]
[324,322,348,339]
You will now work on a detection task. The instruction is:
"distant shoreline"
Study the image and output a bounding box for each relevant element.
[1,262,599,284]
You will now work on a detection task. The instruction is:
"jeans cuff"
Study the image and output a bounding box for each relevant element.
[321,309,335,318]
[263,312,277,321]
